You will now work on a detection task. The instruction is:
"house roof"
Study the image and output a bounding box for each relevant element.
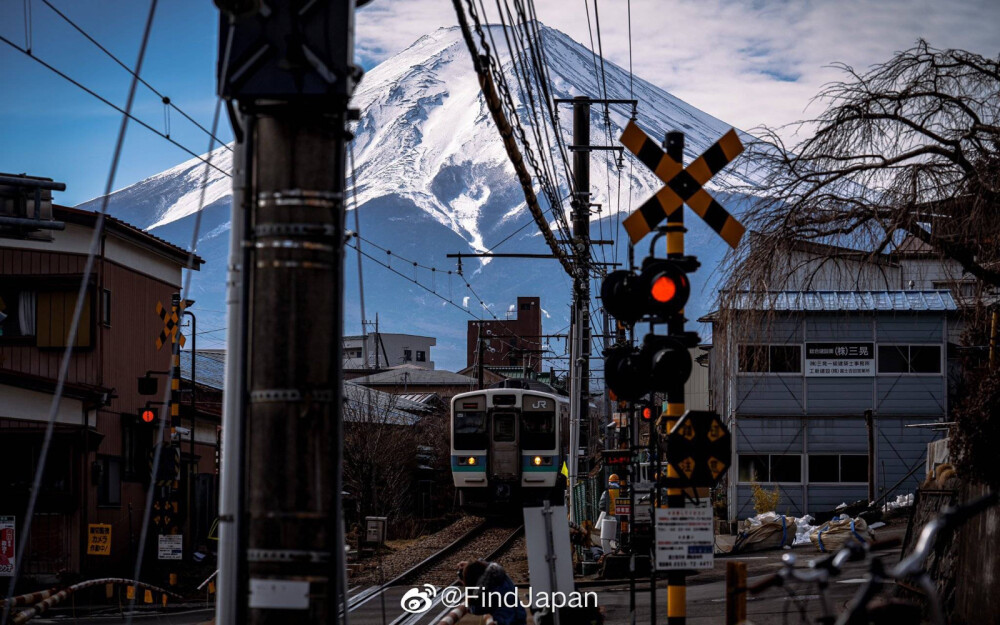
[351,364,478,387]
[343,382,425,425]
[54,205,204,268]
[723,290,957,312]
[180,350,226,390]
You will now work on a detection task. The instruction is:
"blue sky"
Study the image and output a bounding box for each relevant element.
[1,0,998,206]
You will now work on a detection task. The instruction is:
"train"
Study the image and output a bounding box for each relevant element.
[450,383,569,514]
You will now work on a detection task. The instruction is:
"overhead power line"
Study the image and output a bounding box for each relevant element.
[0,33,230,178]
[39,0,232,153]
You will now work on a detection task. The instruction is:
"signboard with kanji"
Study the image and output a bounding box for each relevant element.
[654,502,714,570]
[0,516,14,576]
[805,342,874,377]
[158,534,183,560]
[87,523,112,556]
[666,410,732,488]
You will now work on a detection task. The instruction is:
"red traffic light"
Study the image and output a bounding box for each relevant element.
[641,405,654,421]
[141,409,156,423]
[651,275,677,303]
[640,260,690,316]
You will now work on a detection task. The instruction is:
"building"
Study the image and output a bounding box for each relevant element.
[710,290,954,522]
[466,296,543,374]
[343,332,436,370]
[0,174,202,582]
[351,364,478,401]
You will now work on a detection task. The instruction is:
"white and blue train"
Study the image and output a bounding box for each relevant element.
[450,385,569,514]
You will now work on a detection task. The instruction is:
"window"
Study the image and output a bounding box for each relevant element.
[100,289,111,326]
[36,289,93,348]
[97,456,121,506]
[453,411,487,450]
[808,454,868,483]
[521,411,555,449]
[403,349,412,362]
[0,288,36,339]
[738,454,801,482]
[492,413,516,442]
[877,345,941,374]
[738,345,802,373]
[416,350,426,362]
[122,417,153,481]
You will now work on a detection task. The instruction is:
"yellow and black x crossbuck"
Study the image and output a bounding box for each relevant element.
[619,120,746,248]
[155,300,187,350]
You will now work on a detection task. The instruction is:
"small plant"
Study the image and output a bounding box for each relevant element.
[750,477,780,515]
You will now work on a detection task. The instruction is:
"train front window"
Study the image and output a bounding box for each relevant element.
[521,411,555,449]
[492,413,516,442]
[454,411,487,450]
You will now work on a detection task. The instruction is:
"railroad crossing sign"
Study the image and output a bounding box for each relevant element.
[666,410,732,488]
[155,300,187,350]
[619,121,746,248]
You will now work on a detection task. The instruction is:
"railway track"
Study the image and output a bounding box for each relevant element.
[346,522,524,625]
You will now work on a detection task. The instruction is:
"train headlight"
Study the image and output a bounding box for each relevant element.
[467,457,477,466]
[533,456,543,466]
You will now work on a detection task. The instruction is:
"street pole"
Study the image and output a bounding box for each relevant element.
[216,2,359,623]
[662,130,687,625]
[569,96,591,515]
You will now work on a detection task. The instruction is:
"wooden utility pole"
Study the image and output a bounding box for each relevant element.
[215,2,360,623]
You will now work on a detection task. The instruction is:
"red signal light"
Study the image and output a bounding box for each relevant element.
[141,409,155,423]
[651,276,677,303]
[641,406,654,421]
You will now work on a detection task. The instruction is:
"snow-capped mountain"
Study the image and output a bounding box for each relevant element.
[79,23,763,371]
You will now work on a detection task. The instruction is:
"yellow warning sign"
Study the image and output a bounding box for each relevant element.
[87,523,112,556]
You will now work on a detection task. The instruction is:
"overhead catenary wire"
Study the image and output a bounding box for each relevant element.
[2,2,161,621]
[38,0,233,153]
[0,33,230,178]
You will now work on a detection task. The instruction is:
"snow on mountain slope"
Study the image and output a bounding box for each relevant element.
[78,22,768,370]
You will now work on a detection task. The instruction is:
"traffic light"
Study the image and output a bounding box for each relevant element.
[604,344,649,401]
[139,408,156,423]
[600,257,691,324]
[643,334,692,392]
[137,375,158,396]
[640,401,656,422]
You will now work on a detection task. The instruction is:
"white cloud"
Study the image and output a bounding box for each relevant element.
[357,0,1000,142]
[462,295,471,308]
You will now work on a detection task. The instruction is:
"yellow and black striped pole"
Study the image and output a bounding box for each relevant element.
[663,130,687,625]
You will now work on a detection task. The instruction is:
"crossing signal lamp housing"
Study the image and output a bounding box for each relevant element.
[604,344,649,402]
[641,402,655,422]
[643,334,693,392]
[600,258,692,324]
[140,408,156,424]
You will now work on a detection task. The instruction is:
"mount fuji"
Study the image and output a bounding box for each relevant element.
[79,23,765,372]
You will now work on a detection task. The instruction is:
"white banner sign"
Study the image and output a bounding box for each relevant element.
[654,503,714,570]
[805,342,874,377]
[157,534,183,560]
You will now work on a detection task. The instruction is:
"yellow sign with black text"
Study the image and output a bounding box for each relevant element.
[87,523,112,556]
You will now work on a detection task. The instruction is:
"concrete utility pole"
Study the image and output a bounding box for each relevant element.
[567,96,591,517]
[215,2,360,623]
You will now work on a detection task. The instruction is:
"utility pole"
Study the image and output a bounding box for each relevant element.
[568,96,591,516]
[215,2,360,623]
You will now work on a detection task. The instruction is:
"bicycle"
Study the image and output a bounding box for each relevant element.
[747,490,999,625]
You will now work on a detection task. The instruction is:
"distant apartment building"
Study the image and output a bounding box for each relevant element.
[0,174,202,582]
[466,296,543,374]
[343,332,436,370]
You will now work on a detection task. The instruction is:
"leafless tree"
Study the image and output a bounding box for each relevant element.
[720,40,999,301]
[342,387,421,527]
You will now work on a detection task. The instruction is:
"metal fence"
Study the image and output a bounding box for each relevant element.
[572,476,601,525]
